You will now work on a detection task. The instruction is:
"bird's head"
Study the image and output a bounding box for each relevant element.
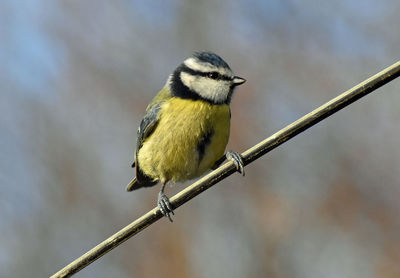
[169,52,246,104]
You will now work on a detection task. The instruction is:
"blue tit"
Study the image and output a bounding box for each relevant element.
[126,51,246,221]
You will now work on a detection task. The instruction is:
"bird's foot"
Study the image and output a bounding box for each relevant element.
[226,151,245,176]
[157,190,174,222]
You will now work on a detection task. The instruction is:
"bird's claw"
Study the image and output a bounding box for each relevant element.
[226,151,245,176]
[158,191,174,222]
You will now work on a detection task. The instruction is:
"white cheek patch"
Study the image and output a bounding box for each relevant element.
[184,58,233,77]
[180,71,196,88]
[180,72,230,103]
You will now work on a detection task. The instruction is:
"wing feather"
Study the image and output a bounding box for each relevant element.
[130,87,172,189]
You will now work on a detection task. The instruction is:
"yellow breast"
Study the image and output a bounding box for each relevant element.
[137,98,231,183]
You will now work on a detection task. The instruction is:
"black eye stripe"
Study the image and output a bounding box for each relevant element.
[181,65,233,81]
[208,72,219,79]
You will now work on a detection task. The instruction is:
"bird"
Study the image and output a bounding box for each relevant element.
[126,51,246,222]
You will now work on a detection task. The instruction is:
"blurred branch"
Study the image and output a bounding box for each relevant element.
[51,60,400,278]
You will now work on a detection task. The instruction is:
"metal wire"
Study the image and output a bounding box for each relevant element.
[51,60,400,278]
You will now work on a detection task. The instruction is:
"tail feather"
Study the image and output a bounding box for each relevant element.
[127,161,158,191]
[126,177,140,191]
[126,177,158,191]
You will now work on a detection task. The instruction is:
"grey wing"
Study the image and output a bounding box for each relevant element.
[134,104,162,185]
[136,104,161,150]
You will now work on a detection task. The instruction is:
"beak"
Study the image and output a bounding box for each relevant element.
[232,76,246,86]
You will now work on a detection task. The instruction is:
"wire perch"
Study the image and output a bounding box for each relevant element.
[51,60,400,278]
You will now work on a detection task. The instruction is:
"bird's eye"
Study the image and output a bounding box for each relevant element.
[208,72,219,79]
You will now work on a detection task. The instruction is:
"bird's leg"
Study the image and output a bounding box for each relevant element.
[225,151,245,176]
[211,151,245,175]
[157,182,174,222]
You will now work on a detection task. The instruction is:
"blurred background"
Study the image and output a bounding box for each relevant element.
[1,0,400,277]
